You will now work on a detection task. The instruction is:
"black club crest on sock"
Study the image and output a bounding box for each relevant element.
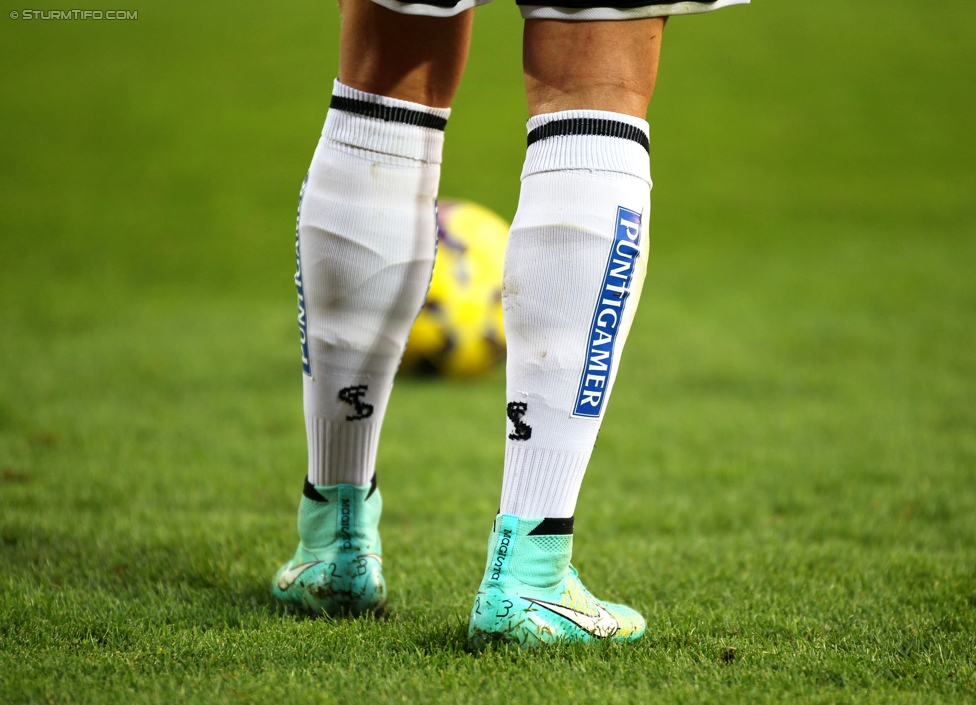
[507,401,532,441]
[338,385,373,421]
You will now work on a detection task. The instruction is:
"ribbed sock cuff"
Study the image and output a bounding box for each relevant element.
[306,417,381,487]
[499,445,591,519]
[323,80,451,163]
[521,109,651,184]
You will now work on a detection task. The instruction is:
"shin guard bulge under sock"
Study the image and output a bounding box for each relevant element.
[296,80,449,487]
[499,110,652,519]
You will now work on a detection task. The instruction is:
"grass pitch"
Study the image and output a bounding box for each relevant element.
[2,1,975,702]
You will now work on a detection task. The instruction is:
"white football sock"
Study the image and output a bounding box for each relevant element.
[297,80,449,487]
[499,110,652,519]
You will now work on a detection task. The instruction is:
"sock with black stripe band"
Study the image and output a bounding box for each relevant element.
[499,109,652,519]
[297,79,449,488]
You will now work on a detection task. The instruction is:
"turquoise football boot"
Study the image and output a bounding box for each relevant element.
[272,478,386,617]
[468,514,645,649]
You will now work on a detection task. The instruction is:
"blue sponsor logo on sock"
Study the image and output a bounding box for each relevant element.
[572,207,642,418]
[295,172,312,377]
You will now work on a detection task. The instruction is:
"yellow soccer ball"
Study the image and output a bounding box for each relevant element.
[400,199,508,378]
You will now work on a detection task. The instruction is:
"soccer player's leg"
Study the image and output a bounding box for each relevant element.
[468,16,664,648]
[273,0,472,617]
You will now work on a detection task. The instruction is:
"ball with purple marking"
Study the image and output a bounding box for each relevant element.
[401,199,508,378]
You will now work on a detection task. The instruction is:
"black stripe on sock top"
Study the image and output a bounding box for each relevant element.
[528,516,575,536]
[330,95,447,131]
[527,117,649,153]
[303,477,328,503]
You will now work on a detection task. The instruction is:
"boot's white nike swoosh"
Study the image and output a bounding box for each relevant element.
[522,597,620,638]
[276,561,323,590]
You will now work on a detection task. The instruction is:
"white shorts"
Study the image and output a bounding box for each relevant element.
[371,0,748,21]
